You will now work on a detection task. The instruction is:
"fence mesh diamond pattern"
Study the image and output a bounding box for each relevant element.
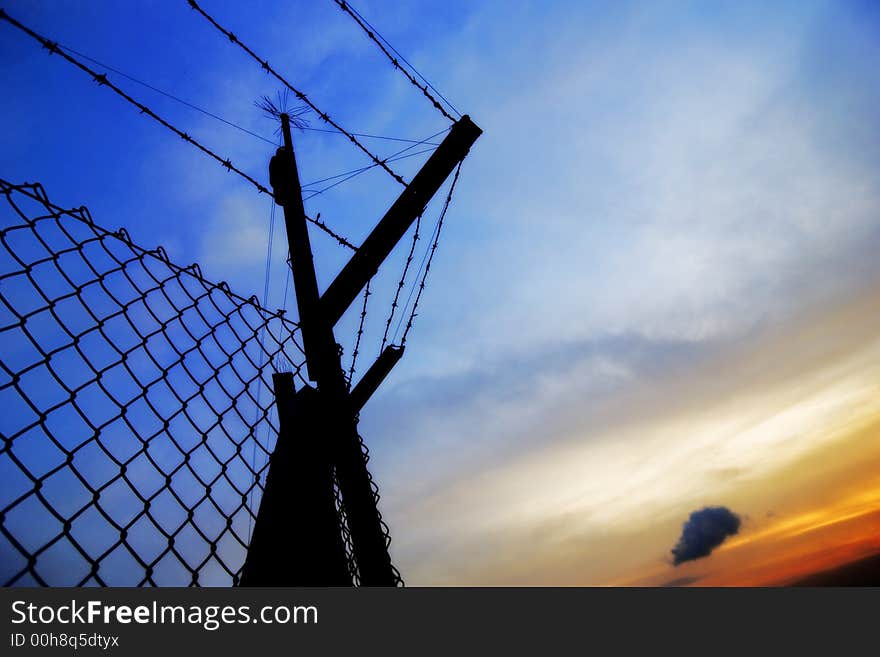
[0,178,311,586]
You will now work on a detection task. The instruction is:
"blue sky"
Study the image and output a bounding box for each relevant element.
[2,0,880,585]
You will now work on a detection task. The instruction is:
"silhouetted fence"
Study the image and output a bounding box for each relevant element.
[0,178,311,586]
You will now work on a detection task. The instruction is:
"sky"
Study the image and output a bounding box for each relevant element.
[1,0,880,586]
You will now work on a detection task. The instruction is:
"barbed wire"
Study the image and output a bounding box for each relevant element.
[0,0,468,585]
[0,8,357,252]
[398,162,462,345]
[186,0,409,188]
[346,279,372,387]
[381,211,423,353]
[331,0,460,122]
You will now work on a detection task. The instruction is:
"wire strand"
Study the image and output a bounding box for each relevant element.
[380,209,422,353]
[304,146,435,200]
[347,278,372,387]
[249,197,277,540]
[302,126,448,189]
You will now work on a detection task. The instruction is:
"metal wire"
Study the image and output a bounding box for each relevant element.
[347,279,371,388]
[302,146,437,200]
[380,212,422,353]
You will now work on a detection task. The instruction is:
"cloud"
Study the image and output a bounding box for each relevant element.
[671,507,741,565]
[414,0,880,371]
[370,285,880,584]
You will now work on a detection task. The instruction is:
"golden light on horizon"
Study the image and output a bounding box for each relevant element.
[394,285,880,586]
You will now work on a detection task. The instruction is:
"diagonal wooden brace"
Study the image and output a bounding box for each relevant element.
[320,115,482,327]
[350,345,405,412]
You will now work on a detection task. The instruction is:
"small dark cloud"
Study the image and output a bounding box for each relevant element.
[671,506,741,565]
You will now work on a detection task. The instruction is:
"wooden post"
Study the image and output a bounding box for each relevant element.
[239,376,351,586]
[269,114,335,382]
[263,114,399,585]
[248,111,482,586]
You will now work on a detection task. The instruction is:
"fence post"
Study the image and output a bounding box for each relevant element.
[250,112,481,585]
[239,374,351,586]
[264,114,399,585]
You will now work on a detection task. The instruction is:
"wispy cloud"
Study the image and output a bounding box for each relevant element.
[376,286,880,584]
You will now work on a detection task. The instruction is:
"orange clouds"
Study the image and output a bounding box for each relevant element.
[700,500,880,586]
[390,283,880,586]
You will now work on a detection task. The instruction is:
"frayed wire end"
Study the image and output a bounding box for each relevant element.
[256,90,310,130]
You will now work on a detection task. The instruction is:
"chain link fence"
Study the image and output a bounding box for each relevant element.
[0,178,314,586]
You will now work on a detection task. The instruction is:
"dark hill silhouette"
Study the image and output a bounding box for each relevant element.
[790,551,880,586]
